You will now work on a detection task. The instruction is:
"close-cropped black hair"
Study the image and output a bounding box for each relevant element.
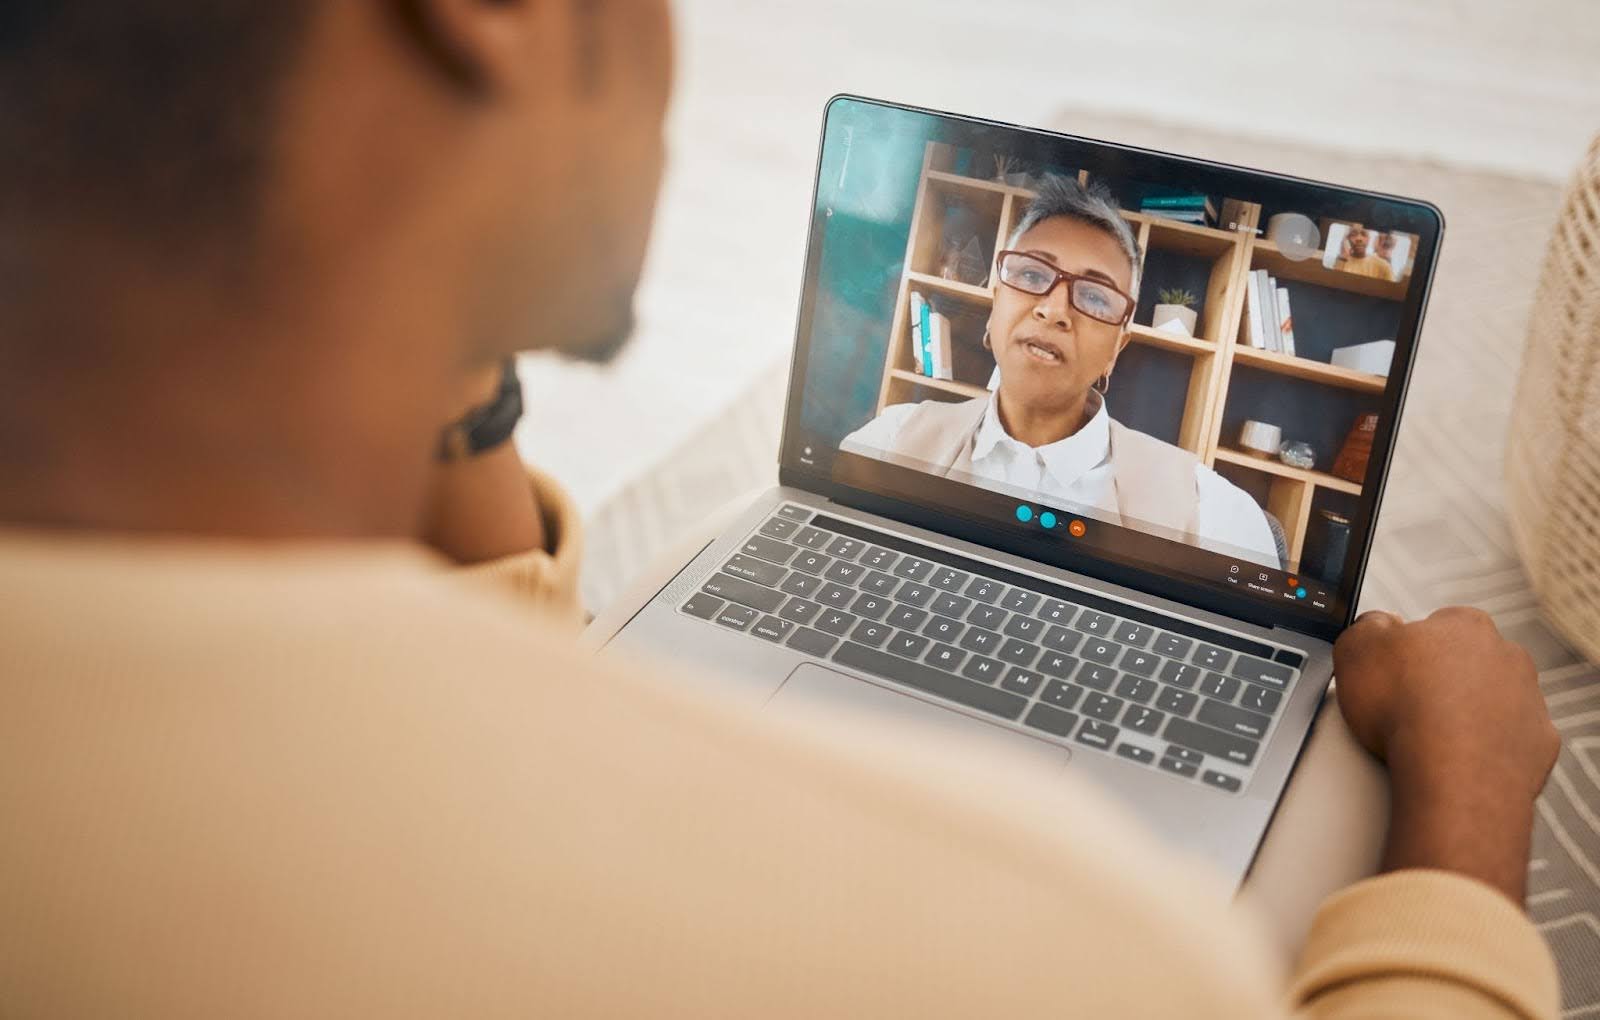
[0,2,315,231]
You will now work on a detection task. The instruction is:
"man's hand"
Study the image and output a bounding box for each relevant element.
[420,364,545,565]
[1334,607,1559,904]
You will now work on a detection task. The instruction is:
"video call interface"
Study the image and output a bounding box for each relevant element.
[790,99,1438,622]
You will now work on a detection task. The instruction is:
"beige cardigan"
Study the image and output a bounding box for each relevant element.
[0,469,1559,1018]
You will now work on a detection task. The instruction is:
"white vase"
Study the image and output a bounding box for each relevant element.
[1151,304,1198,335]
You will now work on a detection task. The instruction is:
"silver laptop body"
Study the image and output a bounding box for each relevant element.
[600,96,1443,886]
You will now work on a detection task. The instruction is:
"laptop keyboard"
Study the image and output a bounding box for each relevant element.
[678,505,1305,794]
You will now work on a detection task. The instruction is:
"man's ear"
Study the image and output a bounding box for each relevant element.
[390,0,541,95]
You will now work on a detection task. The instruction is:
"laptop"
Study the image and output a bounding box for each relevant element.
[601,96,1442,885]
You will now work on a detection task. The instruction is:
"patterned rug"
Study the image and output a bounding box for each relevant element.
[579,111,1599,1012]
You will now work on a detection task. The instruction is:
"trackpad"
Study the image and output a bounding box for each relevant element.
[769,663,1071,775]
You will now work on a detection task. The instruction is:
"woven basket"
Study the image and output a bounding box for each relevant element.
[1506,133,1600,664]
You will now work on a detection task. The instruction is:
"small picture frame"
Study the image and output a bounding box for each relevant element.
[1319,219,1416,283]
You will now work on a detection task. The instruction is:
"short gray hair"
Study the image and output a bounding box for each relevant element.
[1007,175,1142,300]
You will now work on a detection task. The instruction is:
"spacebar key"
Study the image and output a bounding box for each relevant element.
[834,642,1028,721]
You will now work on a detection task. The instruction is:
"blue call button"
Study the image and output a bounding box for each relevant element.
[1015,505,1034,523]
[1039,511,1057,529]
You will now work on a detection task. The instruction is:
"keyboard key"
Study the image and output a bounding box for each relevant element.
[681,593,723,620]
[1040,679,1083,710]
[930,567,969,591]
[961,656,1005,684]
[752,615,795,642]
[1113,621,1153,648]
[1191,643,1233,671]
[759,517,798,540]
[996,639,1038,667]
[723,554,785,586]
[1114,675,1156,704]
[1024,703,1079,738]
[1202,770,1242,792]
[1003,615,1044,641]
[892,557,935,581]
[786,627,837,657]
[1002,668,1045,696]
[930,593,973,619]
[815,609,857,636]
[1231,654,1295,690]
[1199,673,1240,701]
[1075,662,1117,691]
[1159,660,1202,689]
[1240,685,1283,715]
[1119,649,1159,677]
[860,546,899,570]
[1082,692,1124,722]
[701,573,785,613]
[923,643,967,672]
[1002,589,1042,614]
[1273,649,1306,669]
[816,582,854,608]
[848,593,891,620]
[792,526,831,550]
[826,537,865,560]
[780,572,821,598]
[715,604,758,631]
[791,550,831,575]
[1042,625,1084,654]
[965,577,1004,604]
[958,628,1001,655]
[1037,599,1076,625]
[1197,699,1272,740]
[779,598,823,625]
[886,604,928,630]
[741,534,797,565]
[895,582,936,607]
[849,619,892,647]
[1155,687,1198,717]
[860,570,899,596]
[886,631,930,659]
[823,561,864,586]
[1154,633,1193,659]
[833,642,1027,721]
[966,604,1006,629]
[1117,744,1155,764]
[1158,756,1198,778]
[1163,717,1259,767]
[922,616,964,643]
[1122,705,1165,735]
[1038,652,1078,679]
[776,504,812,522]
[1074,610,1117,637]
[1081,638,1124,666]
[1076,719,1119,750]
[1165,746,1203,765]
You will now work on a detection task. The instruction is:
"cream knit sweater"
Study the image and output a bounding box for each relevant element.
[0,473,1557,1017]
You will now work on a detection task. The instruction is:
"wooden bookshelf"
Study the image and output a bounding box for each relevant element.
[873,141,1400,572]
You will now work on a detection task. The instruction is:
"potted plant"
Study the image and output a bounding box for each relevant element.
[1152,287,1199,335]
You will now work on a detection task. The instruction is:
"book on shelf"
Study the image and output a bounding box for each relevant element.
[910,291,929,375]
[928,312,954,381]
[1244,269,1266,349]
[1275,286,1297,357]
[1264,273,1283,353]
[1140,195,1217,226]
[918,293,934,376]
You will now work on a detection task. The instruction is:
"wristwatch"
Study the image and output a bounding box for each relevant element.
[437,357,524,461]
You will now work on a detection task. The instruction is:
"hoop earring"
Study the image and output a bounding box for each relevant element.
[1093,373,1111,395]
[982,329,992,351]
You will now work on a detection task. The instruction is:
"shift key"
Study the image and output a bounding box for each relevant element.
[700,572,785,613]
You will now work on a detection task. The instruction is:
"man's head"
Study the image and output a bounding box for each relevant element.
[1346,224,1371,258]
[0,0,672,538]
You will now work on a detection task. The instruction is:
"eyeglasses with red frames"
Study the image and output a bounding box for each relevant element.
[995,250,1135,326]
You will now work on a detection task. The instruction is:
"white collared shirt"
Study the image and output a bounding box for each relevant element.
[842,393,1280,567]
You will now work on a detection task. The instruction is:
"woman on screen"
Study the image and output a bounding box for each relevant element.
[842,175,1280,567]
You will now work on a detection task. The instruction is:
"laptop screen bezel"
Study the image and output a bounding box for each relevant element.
[776,95,1444,645]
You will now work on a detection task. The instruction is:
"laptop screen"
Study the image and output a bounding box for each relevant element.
[779,97,1442,641]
